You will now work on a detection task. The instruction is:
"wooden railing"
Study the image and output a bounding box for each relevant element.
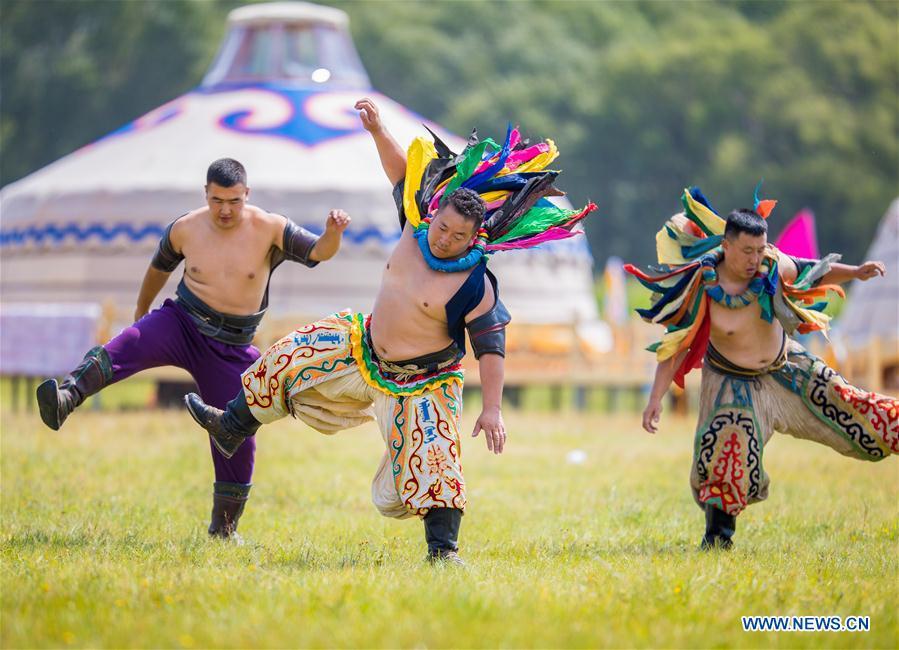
[68,308,898,412]
[836,336,899,395]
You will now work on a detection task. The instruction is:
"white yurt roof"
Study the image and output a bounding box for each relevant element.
[228,1,349,27]
[0,2,598,330]
[834,198,899,347]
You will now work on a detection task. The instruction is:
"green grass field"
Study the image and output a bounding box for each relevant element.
[2,401,896,648]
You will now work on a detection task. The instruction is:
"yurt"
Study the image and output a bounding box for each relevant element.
[0,2,603,359]
[833,199,899,392]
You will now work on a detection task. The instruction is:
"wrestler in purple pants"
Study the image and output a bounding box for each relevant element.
[35,297,261,536]
[104,299,260,484]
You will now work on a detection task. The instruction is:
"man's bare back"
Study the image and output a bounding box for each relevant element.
[172,206,285,316]
[369,226,493,361]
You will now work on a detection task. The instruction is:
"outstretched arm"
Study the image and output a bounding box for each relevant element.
[821,260,885,285]
[642,349,688,434]
[779,251,885,285]
[355,97,406,185]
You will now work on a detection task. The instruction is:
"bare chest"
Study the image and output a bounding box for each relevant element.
[708,300,765,338]
[381,234,469,321]
[181,229,272,286]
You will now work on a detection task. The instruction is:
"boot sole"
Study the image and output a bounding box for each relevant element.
[427,554,467,567]
[36,379,62,430]
[700,538,734,551]
[183,394,238,459]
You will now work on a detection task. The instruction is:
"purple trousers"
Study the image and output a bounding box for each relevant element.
[103,299,260,483]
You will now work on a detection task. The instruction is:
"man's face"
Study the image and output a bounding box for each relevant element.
[722,231,767,280]
[427,205,479,259]
[205,182,248,229]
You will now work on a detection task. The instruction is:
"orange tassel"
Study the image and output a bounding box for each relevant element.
[756,199,777,219]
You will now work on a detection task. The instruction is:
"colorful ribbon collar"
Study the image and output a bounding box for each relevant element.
[700,250,778,318]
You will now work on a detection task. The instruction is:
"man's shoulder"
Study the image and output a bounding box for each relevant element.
[172,207,210,228]
[168,208,205,239]
[245,204,282,220]
[767,245,798,279]
[245,205,287,230]
[766,243,784,259]
[177,207,207,221]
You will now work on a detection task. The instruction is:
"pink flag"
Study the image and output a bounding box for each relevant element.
[775,209,819,259]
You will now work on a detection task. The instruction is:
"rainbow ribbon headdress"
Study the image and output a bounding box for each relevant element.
[404,125,596,272]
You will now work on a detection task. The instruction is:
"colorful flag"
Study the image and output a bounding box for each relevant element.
[775,209,819,259]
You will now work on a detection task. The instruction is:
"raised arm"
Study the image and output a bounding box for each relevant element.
[270,209,349,267]
[309,210,351,262]
[355,97,406,185]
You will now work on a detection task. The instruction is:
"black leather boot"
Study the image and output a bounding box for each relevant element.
[208,481,252,539]
[184,392,261,458]
[36,346,114,430]
[424,507,464,565]
[701,503,737,550]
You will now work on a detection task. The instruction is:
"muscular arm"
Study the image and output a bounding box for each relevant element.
[136,218,184,321]
[272,211,349,266]
[309,230,340,262]
[467,280,508,454]
[355,97,406,185]
[820,261,885,285]
[778,253,799,283]
[474,353,506,454]
[134,267,172,321]
[309,210,350,262]
[642,349,689,434]
[778,250,885,285]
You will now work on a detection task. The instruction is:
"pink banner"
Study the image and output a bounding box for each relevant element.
[775,209,819,259]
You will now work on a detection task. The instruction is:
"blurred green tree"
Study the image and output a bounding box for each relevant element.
[2,0,895,266]
[0,0,222,185]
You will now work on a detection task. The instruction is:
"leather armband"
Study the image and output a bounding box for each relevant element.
[150,221,184,272]
[393,180,407,229]
[466,298,511,359]
[281,220,320,267]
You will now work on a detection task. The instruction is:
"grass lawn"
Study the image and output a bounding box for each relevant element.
[1,404,896,648]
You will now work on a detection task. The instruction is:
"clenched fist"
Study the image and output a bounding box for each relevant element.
[325,209,351,234]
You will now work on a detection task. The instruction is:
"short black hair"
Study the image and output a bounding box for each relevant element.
[444,188,486,229]
[207,158,247,187]
[725,208,767,239]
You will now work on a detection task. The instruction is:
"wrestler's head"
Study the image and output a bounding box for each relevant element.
[428,188,486,259]
[205,158,249,229]
[722,208,768,280]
